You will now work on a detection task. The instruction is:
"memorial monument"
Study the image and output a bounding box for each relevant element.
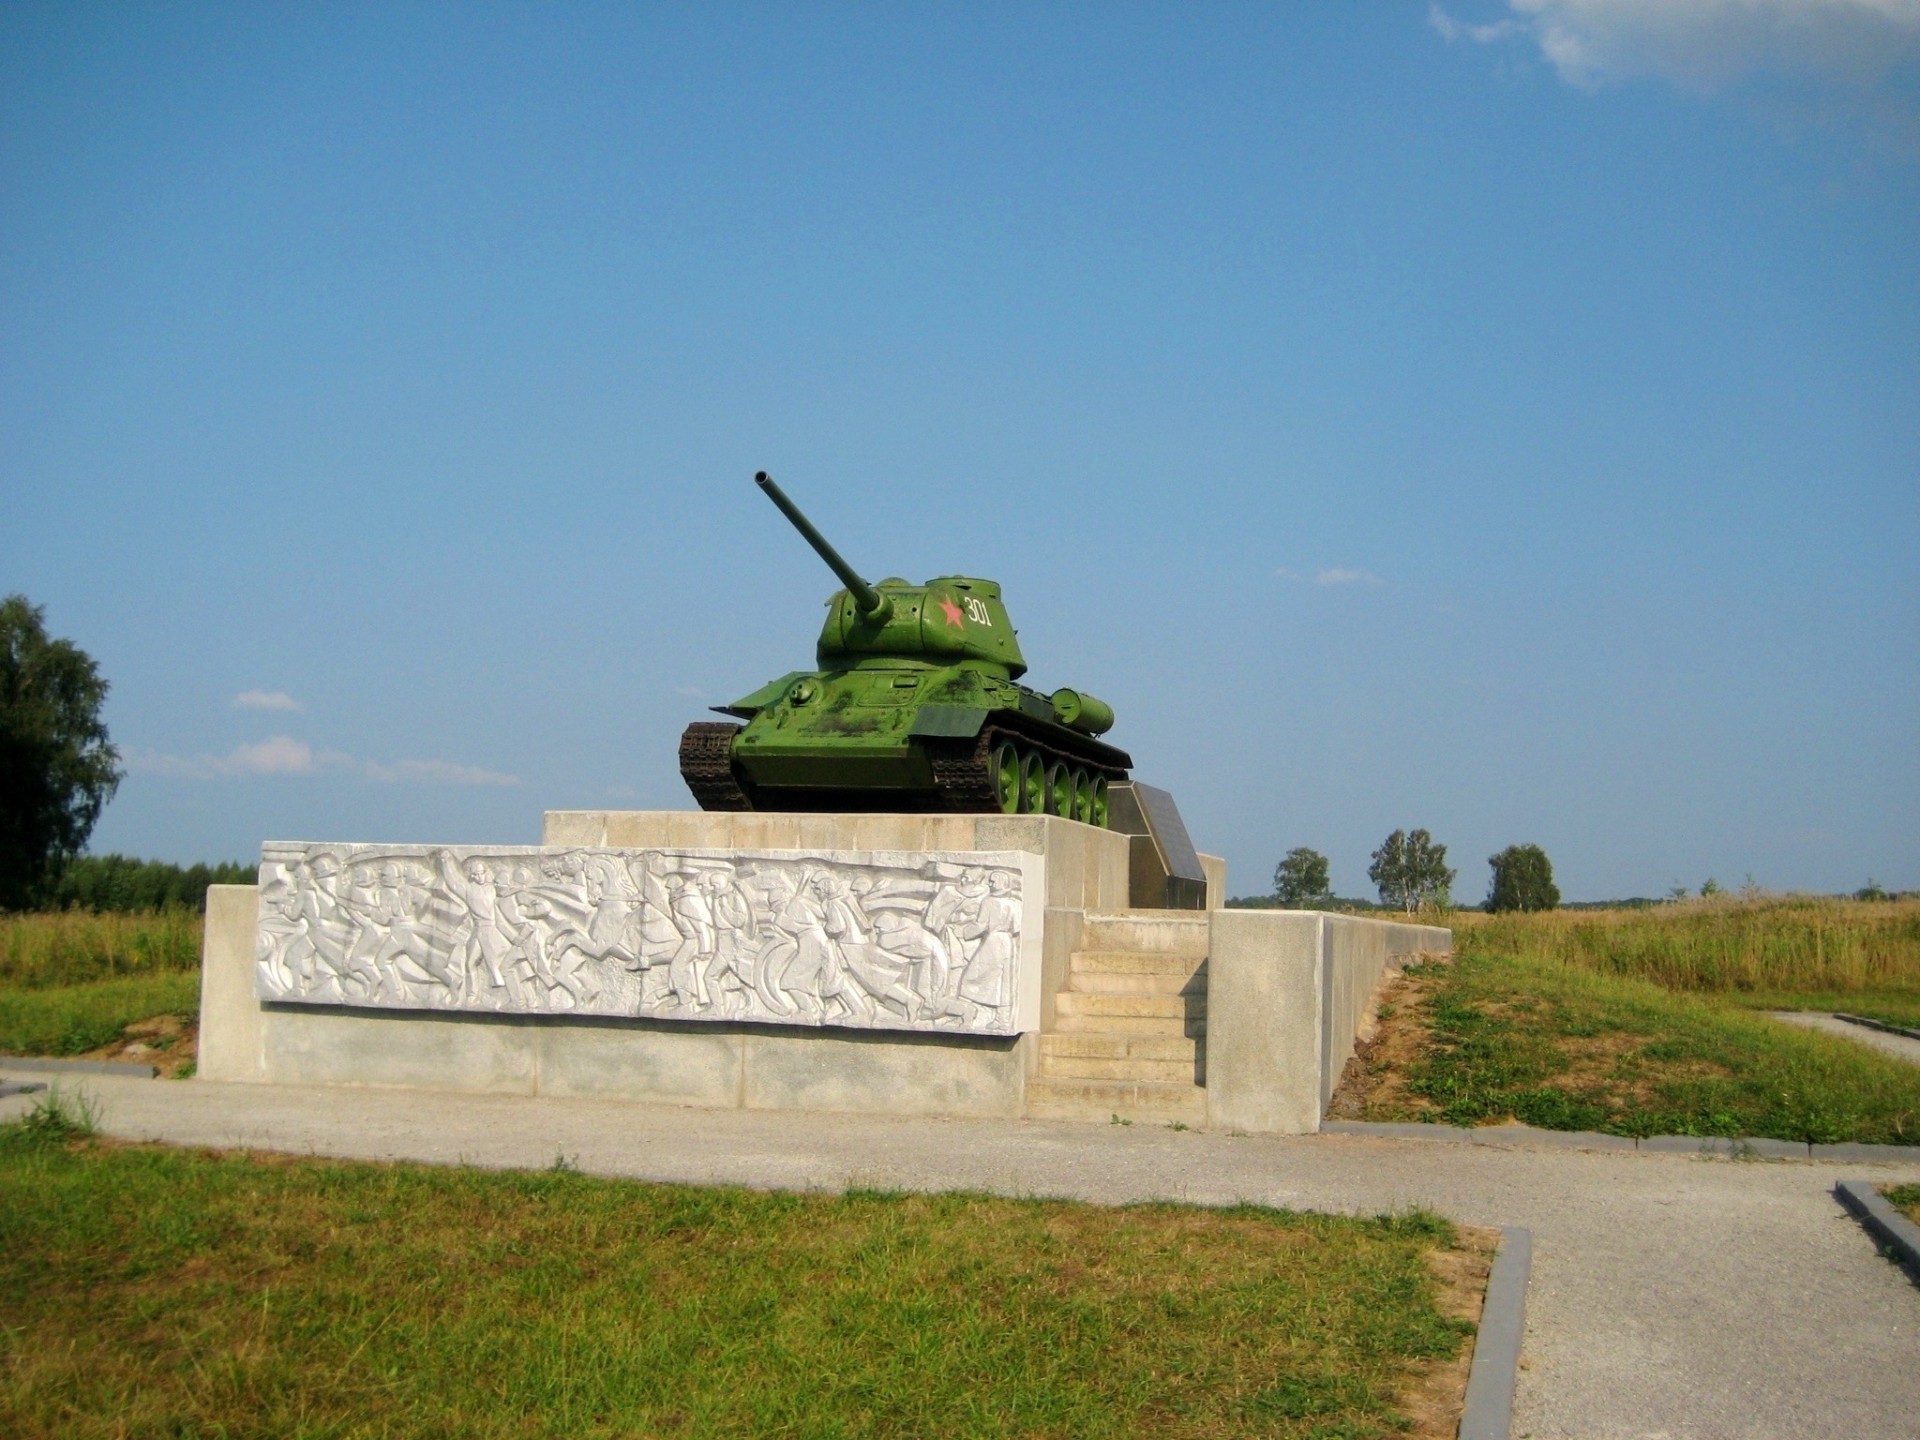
[197,473,1450,1133]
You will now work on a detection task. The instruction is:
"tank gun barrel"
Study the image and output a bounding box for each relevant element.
[754,471,887,617]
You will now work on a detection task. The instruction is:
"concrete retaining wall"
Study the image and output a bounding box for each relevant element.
[1204,910,1451,1135]
[200,815,1189,1120]
[202,882,1034,1116]
[200,829,1420,1133]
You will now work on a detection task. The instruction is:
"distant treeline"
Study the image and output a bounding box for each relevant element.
[50,855,256,913]
[1226,892,1911,913]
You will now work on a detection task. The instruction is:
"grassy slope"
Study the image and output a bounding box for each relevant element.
[0,911,203,1058]
[1367,953,1920,1144]
[0,972,199,1057]
[0,1125,1473,1440]
[1887,1185,1920,1226]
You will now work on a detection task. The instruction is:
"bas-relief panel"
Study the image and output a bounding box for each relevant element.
[255,844,1037,1036]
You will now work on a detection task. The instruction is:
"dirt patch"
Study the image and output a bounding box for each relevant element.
[1327,965,1445,1120]
[1397,1223,1500,1439]
[81,1013,198,1078]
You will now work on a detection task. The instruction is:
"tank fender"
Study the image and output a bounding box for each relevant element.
[907,705,990,739]
[712,671,810,720]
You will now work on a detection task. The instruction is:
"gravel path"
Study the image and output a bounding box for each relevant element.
[1766,1010,1920,1066]
[5,1076,1917,1440]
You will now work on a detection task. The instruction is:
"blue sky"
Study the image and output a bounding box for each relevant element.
[3,2,1916,901]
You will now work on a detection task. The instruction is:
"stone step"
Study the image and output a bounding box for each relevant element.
[1040,1033,1201,1062]
[1071,949,1207,977]
[1038,1049,1203,1084]
[1025,1075,1207,1125]
[1065,965,1205,996]
[1055,991,1205,1020]
[1080,912,1211,959]
[1051,992,1206,1038]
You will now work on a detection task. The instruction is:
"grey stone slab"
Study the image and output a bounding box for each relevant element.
[199,885,265,1082]
[1834,1012,1920,1042]
[260,1006,539,1094]
[1461,1227,1531,1440]
[1321,1120,1475,1142]
[532,1017,744,1105]
[743,1027,1026,1119]
[1638,1134,1743,1156]
[1736,1137,1813,1160]
[1835,1180,1920,1283]
[0,1056,157,1078]
[1810,1141,1920,1164]
[1204,911,1323,1134]
[0,1080,48,1098]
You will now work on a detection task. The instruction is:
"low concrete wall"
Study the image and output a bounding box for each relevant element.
[202,882,1031,1116]
[1204,910,1450,1135]
[202,811,1132,1121]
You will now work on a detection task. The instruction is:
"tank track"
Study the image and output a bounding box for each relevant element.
[928,719,1130,815]
[678,722,755,811]
[681,717,1128,817]
[927,728,1002,811]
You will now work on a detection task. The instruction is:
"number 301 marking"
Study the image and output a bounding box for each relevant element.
[963,597,991,625]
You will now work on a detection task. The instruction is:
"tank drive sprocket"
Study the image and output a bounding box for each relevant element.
[677,722,754,811]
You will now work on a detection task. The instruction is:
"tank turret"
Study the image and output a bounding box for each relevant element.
[679,473,1129,822]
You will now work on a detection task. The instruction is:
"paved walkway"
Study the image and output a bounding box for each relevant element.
[1767,1010,1920,1066]
[6,1076,1918,1440]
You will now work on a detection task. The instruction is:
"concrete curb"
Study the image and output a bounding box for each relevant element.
[0,1080,49,1099]
[1836,1181,1920,1284]
[1320,1120,1920,1164]
[1834,1013,1920,1043]
[0,1056,158,1079]
[1460,1226,1530,1440]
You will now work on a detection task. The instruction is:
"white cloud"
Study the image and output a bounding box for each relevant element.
[1314,567,1386,587]
[233,689,302,712]
[1432,0,1920,90]
[126,736,518,787]
[230,735,320,775]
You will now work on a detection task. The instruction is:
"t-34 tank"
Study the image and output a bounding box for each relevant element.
[679,472,1132,824]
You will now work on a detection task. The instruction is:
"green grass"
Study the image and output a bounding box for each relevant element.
[0,972,199,1057]
[0,1127,1475,1440]
[1369,953,1920,1144]
[0,908,202,988]
[1886,1185,1920,1226]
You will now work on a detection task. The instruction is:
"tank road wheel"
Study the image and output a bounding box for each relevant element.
[991,741,1022,815]
[1046,762,1073,818]
[1090,775,1110,828]
[1018,750,1046,813]
[1071,767,1094,824]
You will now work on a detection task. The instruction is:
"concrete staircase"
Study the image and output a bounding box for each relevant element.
[1026,911,1209,1125]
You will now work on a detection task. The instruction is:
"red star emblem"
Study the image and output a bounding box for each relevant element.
[937,595,966,629]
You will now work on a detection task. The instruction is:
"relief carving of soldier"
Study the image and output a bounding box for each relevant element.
[257,845,1025,1035]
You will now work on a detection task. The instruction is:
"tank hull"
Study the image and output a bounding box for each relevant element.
[679,668,1132,822]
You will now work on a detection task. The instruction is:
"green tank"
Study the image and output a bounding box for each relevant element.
[679,472,1132,825]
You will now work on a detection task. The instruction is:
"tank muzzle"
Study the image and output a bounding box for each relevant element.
[1050,688,1115,736]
